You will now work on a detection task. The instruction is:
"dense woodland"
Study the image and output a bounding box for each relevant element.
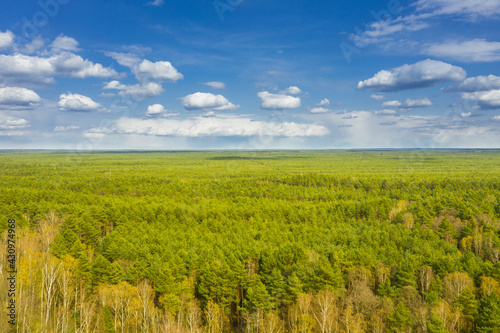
[1,150,500,333]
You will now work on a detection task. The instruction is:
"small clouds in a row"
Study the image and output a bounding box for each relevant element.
[382,98,432,109]
[86,115,328,138]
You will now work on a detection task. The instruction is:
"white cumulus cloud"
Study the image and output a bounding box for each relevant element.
[461,90,500,109]
[58,93,103,112]
[447,75,500,92]
[134,59,183,82]
[0,52,120,86]
[0,87,41,110]
[357,59,466,92]
[0,30,14,49]
[182,92,239,111]
[280,86,302,95]
[51,35,80,52]
[145,104,179,117]
[257,91,301,110]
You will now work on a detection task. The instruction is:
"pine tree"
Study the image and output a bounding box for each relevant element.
[387,302,412,333]
[427,311,448,333]
[476,294,500,333]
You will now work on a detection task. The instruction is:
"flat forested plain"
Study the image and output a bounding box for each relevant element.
[1,150,500,333]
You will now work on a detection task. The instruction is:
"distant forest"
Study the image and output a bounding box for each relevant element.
[1,151,500,333]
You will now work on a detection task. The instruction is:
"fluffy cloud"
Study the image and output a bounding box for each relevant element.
[425,39,500,62]
[318,99,331,106]
[280,86,302,95]
[357,59,466,92]
[134,60,183,82]
[146,104,166,117]
[58,93,103,112]
[103,80,164,100]
[51,35,80,52]
[257,91,301,110]
[494,115,500,120]
[182,92,239,111]
[0,87,41,110]
[0,53,120,86]
[447,75,500,92]
[105,52,183,83]
[203,81,226,89]
[0,30,14,49]
[461,90,500,109]
[145,104,179,117]
[0,115,30,130]
[383,98,433,109]
[87,115,328,137]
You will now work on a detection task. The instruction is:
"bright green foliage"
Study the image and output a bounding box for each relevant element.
[387,302,412,333]
[477,294,500,333]
[246,277,273,312]
[427,311,448,333]
[100,307,116,333]
[2,150,500,331]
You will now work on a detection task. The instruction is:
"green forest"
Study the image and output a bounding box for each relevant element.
[1,150,500,333]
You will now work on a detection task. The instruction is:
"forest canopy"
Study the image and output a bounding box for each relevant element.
[1,150,500,333]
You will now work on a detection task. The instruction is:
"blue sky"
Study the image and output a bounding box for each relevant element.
[1,0,500,149]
